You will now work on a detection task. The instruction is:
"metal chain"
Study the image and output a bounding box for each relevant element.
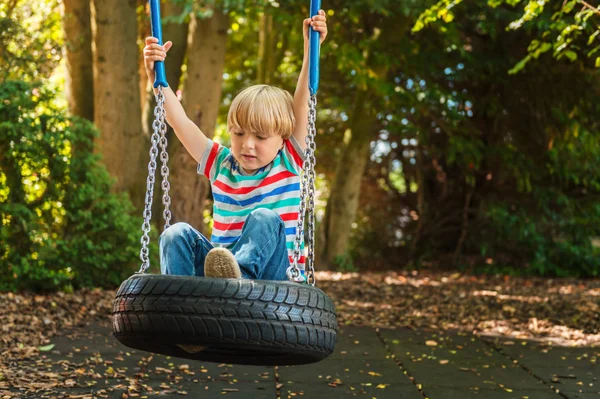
[306,95,317,286]
[137,87,168,274]
[287,152,308,282]
[158,99,172,229]
[287,95,318,286]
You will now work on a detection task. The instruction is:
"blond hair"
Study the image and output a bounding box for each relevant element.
[227,85,295,140]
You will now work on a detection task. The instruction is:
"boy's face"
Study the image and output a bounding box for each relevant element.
[230,129,284,173]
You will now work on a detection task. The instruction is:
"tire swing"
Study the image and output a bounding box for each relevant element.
[112,0,337,366]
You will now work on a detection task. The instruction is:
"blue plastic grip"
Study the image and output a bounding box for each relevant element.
[309,0,321,95]
[149,0,168,88]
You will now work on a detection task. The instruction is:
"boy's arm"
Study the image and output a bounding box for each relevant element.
[145,37,208,163]
[156,86,208,163]
[292,47,310,151]
[292,11,327,150]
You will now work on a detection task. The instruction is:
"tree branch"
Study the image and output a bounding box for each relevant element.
[580,1,600,15]
[5,0,21,20]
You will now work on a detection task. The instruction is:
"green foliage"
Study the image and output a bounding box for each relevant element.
[484,192,600,277]
[347,0,600,277]
[168,0,273,19]
[0,81,141,291]
[413,0,600,73]
[333,252,358,273]
[478,117,600,277]
[412,0,463,32]
[0,0,63,82]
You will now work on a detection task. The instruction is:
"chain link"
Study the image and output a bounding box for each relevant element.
[138,87,169,274]
[288,95,318,286]
[158,102,172,229]
[306,95,317,285]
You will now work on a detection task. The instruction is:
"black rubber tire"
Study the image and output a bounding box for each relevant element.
[112,274,338,366]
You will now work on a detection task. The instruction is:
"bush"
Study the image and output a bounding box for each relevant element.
[0,80,146,291]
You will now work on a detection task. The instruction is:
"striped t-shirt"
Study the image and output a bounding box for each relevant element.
[197,136,306,270]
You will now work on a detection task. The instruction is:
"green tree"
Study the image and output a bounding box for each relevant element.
[0,81,141,291]
[414,0,600,73]
[390,0,600,276]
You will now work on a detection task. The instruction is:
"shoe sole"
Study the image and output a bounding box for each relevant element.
[205,248,241,279]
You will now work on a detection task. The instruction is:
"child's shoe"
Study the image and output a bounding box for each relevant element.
[204,248,241,279]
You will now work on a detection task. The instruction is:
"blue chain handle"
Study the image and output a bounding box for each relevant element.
[309,0,321,95]
[149,0,168,88]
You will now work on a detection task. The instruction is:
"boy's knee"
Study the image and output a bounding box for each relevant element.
[159,222,192,245]
[248,208,283,228]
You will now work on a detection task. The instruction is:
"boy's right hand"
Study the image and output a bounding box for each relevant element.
[143,37,173,81]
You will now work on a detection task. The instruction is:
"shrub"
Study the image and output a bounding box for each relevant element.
[0,80,145,291]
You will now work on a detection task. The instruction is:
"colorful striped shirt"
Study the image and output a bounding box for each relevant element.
[197,136,306,270]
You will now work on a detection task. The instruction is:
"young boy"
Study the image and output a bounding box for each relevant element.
[143,11,328,281]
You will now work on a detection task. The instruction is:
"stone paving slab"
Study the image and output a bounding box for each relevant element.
[147,353,274,382]
[481,336,600,396]
[378,329,559,397]
[564,393,600,399]
[489,339,599,366]
[525,366,597,393]
[279,382,421,398]
[277,327,419,397]
[277,326,414,385]
[328,326,390,359]
[30,323,276,398]
[423,386,561,398]
[407,361,548,390]
[379,328,504,364]
[280,358,410,384]
[7,321,600,399]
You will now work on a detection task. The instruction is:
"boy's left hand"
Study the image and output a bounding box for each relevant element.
[303,10,328,45]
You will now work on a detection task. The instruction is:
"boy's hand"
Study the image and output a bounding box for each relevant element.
[303,10,328,46]
[143,37,173,81]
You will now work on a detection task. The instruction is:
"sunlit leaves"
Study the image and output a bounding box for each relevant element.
[415,0,600,72]
[412,0,464,33]
[0,81,141,291]
[0,0,63,83]
[507,0,548,30]
[508,39,552,74]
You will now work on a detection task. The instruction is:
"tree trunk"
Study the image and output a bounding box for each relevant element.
[62,0,94,121]
[317,89,376,268]
[453,188,474,265]
[5,0,21,20]
[168,9,228,231]
[91,0,145,210]
[257,12,276,84]
[138,0,150,114]
[410,144,426,256]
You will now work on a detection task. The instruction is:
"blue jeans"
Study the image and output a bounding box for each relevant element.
[159,208,289,281]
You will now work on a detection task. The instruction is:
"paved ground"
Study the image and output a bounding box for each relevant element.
[7,320,599,398]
